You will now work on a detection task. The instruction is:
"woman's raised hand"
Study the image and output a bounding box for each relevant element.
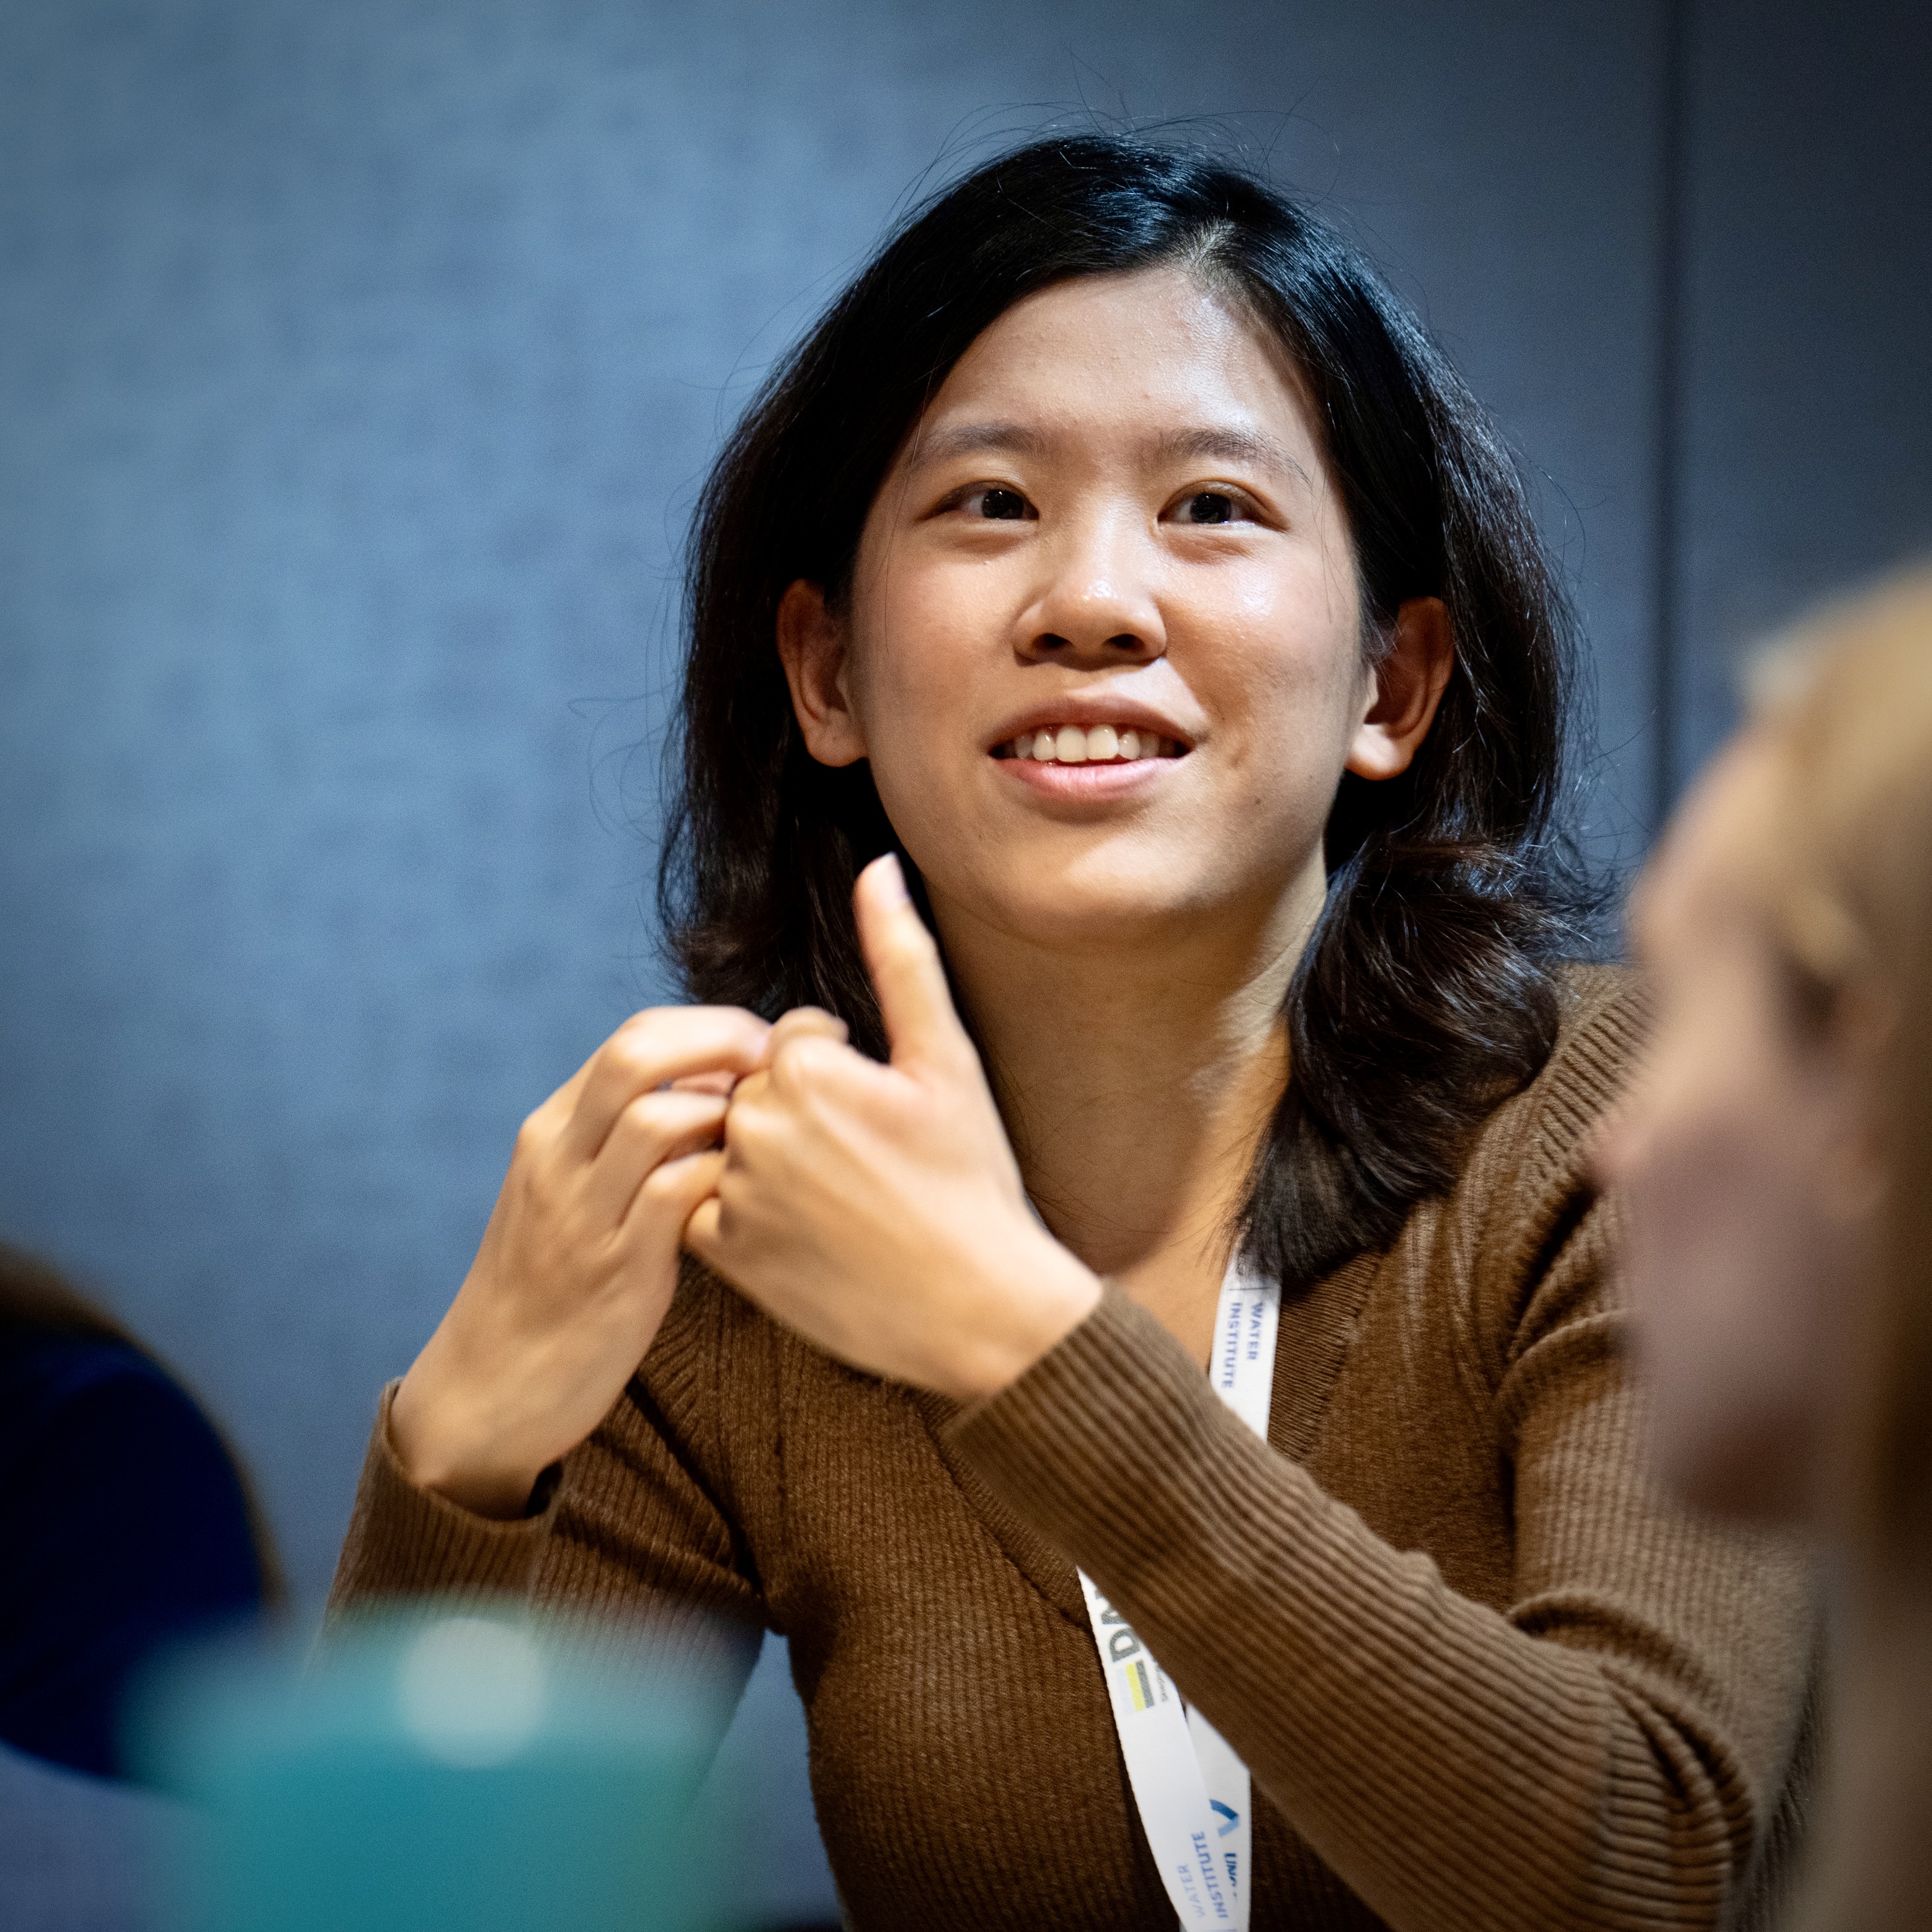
[390,1005,774,1518]
[683,857,1103,1401]
[391,858,1098,1517]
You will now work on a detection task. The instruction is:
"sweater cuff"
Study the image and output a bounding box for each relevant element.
[944,1285,1260,1588]
[327,1382,560,1609]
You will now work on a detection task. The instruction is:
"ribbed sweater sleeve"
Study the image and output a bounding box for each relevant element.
[946,1015,1815,1932]
[949,1288,1807,1932]
[329,1382,556,1604]
[328,1280,767,1691]
[326,1373,760,1760]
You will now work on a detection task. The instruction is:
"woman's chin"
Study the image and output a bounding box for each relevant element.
[930,866,1245,956]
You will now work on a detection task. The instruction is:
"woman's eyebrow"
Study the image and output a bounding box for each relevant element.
[1151,425,1312,486]
[907,419,1312,486]
[908,421,1045,466]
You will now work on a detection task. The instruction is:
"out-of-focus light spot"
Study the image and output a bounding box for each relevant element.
[396,1617,547,1768]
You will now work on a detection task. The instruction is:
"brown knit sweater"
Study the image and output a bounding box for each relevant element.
[331,969,1818,1930]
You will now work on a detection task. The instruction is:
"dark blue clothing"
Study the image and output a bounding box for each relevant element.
[0,1333,266,1778]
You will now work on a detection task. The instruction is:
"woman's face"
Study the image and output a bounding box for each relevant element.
[781,266,1420,961]
[1596,734,1882,1523]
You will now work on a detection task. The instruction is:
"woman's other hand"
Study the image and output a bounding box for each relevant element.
[390,1006,773,1517]
[684,857,1102,1401]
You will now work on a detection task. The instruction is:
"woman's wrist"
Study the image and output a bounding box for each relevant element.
[390,1348,548,1522]
[942,1239,1103,1405]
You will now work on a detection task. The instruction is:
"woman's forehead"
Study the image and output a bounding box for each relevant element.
[909,267,1320,460]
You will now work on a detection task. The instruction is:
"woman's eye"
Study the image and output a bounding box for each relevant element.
[1176,489,1239,525]
[969,486,1031,521]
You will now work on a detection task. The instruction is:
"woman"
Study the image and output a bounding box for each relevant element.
[1600,566,1932,1927]
[333,137,1814,1930]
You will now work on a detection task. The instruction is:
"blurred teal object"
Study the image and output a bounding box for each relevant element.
[129,1604,727,1932]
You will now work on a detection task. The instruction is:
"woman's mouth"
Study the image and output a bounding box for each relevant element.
[992,724,1185,765]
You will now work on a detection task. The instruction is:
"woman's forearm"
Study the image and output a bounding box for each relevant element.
[951,1289,1813,1932]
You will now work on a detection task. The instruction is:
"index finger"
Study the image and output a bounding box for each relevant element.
[562,1006,773,1163]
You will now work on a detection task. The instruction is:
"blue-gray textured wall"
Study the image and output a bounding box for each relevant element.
[2,2,1928,1926]
[1673,0,1932,786]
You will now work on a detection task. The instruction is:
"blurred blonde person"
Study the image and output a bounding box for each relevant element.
[1600,563,1932,1927]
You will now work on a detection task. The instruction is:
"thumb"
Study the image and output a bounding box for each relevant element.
[854,855,974,1078]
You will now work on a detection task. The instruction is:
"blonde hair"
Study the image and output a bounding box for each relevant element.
[1747,563,1932,1562]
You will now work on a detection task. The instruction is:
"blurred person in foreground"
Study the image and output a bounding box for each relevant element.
[0,1242,280,1779]
[1599,562,1932,1928]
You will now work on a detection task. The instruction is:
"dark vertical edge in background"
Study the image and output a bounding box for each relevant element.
[1651,0,1690,829]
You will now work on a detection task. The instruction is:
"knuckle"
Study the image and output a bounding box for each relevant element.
[644,1151,716,1208]
[690,1195,729,1250]
[773,1035,834,1088]
[608,1012,662,1064]
[617,1007,687,1061]
[596,1035,649,1089]
[609,1005,766,1085]
[614,1092,664,1148]
[638,1161,683,1204]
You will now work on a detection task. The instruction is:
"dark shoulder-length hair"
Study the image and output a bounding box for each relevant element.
[661,134,1587,1291]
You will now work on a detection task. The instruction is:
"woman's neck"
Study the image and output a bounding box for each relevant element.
[929,865,1324,1363]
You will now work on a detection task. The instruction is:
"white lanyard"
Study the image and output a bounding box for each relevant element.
[1078,1258,1280,1930]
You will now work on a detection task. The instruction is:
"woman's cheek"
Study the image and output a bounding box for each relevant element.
[851,582,988,768]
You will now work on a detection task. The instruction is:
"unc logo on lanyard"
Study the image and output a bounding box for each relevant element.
[1078,1260,1280,1930]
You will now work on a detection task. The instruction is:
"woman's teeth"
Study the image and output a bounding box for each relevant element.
[1002,726,1179,763]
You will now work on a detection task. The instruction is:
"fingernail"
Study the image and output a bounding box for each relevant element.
[870,853,909,904]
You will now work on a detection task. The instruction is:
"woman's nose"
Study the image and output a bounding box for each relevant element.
[1016,514,1167,664]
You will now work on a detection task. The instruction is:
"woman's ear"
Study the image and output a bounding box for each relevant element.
[777,579,868,767]
[1345,595,1454,782]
